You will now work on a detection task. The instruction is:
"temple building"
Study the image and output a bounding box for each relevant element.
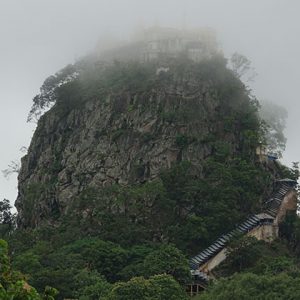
[141,26,218,62]
[96,26,219,63]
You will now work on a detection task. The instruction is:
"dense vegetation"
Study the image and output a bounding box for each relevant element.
[0,239,58,299]
[259,100,288,157]
[0,154,274,298]
[2,55,299,299]
[194,214,300,299]
[198,273,300,300]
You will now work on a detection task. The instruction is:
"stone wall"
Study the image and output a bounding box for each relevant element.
[275,189,298,225]
[248,224,276,241]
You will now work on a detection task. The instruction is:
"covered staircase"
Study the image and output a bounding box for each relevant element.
[189,179,297,284]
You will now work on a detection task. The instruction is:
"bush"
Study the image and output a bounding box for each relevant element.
[143,244,191,284]
[199,273,300,300]
[107,274,188,300]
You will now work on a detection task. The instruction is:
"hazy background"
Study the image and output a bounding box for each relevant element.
[1,0,299,206]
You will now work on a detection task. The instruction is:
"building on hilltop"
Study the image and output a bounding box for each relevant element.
[96,26,219,63]
[141,26,219,62]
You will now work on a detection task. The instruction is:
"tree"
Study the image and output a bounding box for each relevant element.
[2,160,20,179]
[0,199,15,236]
[2,147,27,180]
[107,275,188,300]
[230,52,257,82]
[224,236,262,273]
[13,251,43,276]
[143,244,191,284]
[291,162,300,181]
[0,199,14,225]
[62,238,128,282]
[279,213,300,255]
[198,273,300,300]
[74,270,111,300]
[259,100,288,157]
[0,239,58,299]
[27,64,79,123]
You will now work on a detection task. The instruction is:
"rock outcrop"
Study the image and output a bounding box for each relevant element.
[15,58,260,228]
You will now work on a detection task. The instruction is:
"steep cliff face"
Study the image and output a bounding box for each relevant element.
[16,58,260,228]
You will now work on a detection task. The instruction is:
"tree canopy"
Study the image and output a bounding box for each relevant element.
[259,100,288,157]
[199,273,300,300]
[0,239,58,300]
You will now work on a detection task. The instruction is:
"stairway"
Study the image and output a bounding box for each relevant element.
[190,214,261,271]
[264,183,291,217]
[190,180,296,282]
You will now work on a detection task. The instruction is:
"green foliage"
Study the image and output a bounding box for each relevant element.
[224,236,264,273]
[277,162,300,182]
[259,100,288,157]
[0,240,10,275]
[13,252,42,275]
[54,80,83,114]
[62,155,271,256]
[19,55,289,299]
[29,60,157,121]
[175,134,191,149]
[8,230,191,299]
[23,184,45,220]
[61,238,128,281]
[0,239,58,300]
[253,256,297,276]
[170,157,271,253]
[212,141,230,161]
[143,244,191,284]
[117,245,153,280]
[75,270,111,300]
[43,286,59,300]
[198,273,300,300]
[215,236,298,279]
[0,199,14,225]
[23,183,58,227]
[8,236,126,299]
[161,111,177,123]
[291,162,300,181]
[0,199,15,237]
[107,275,188,300]
[107,277,152,300]
[28,64,78,122]
[280,213,300,256]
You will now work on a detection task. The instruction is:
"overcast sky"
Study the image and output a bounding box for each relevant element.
[0,0,299,206]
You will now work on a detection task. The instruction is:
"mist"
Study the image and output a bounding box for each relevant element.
[1,0,299,205]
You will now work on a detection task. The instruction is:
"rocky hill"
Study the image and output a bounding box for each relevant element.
[6,49,299,300]
[16,56,270,238]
